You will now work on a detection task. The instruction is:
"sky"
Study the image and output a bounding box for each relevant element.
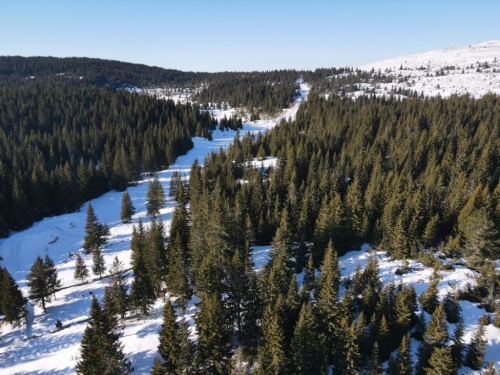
[1,0,499,72]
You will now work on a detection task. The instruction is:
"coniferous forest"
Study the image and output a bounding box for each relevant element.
[1,55,500,374]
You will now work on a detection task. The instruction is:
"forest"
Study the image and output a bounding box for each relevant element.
[1,55,500,374]
[0,84,221,235]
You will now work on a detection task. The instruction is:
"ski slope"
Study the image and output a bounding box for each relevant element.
[0,81,308,375]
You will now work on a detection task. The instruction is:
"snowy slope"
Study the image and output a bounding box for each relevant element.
[353,41,500,98]
[0,81,309,375]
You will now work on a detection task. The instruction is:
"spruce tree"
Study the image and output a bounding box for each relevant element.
[27,255,48,312]
[290,302,325,374]
[83,202,106,254]
[195,293,232,374]
[391,333,413,375]
[365,343,383,375]
[300,255,316,302]
[107,256,129,319]
[419,278,440,314]
[44,253,61,299]
[483,361,497,375]
[464,320,487,370]
[167,232,192,307]
[1,267,26,324]
[76,296,133,375]
[150,357,163,375]
[450,318,465,374]
[27,254,61,313]
[425,345,454,375]
[258,296,289,375]
[129,251,156,316]
[74,254,89,282]
[178,318,195,374]
[416,304,449,375]
[120,190,135,223]
[493,302,500,328]
[146,173,166,218]
[92,245,106,278]
[157,299,181,373]
[443,291,462,324]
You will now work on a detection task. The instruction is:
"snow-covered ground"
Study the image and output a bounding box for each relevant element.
[1,64,500,373]
[0,81,308,375]
[349,40,500,99]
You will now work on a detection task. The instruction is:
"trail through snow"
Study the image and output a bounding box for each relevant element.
[0,81,308,375]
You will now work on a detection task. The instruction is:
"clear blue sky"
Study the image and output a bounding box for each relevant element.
[1,0,498,72]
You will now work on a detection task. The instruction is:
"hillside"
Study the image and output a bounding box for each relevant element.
[1,42,500,375]
[316,41,500,99]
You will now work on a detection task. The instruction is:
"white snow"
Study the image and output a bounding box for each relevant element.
[353,41,500,99]
[0,81,309,375]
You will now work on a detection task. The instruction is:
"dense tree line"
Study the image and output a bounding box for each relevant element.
[186,93,500,266]
[0,84,218,235]
[194,72,301,114]
[0,56,212,89]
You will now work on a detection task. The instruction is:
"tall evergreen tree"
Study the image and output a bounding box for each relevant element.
[76,296,133,375]
[26,254,61,313]
[146,173,166,218]
[195,293,232,374]
[388,333,412,375]
[258,296,289,375]
[464,319,487,370]
[74,254,90,282]
[290,302,325,374]
[157,299,181,373]
[1,267,26,324]
[92,245,106,278]
[106,256,129,319]
[416,304,449,375]
[83,202,106,254]
[120,190,135,223]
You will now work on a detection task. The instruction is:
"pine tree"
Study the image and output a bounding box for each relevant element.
[494,302,500,328]
[1,267,26,324]
[195,293,232,374]
[290,302,325,374]
[150,357,163,375]
[83,202,106,254]
[365,343,383,375]
[74,254,89,282]
[92,245,106,278]
[419,278,440,314]
[129,251,156,316]
[258,297,289,375]
[464,320,487,370]
[27,254,61,313]
[416,304,449,375]
[425,345,454,375]
[483,361,497,375]
[146,173,166,218]
[106,256,129,319]
[391,333,413,375]
[443,291,462,324]
[120,190,135,223]
[76,296,133,375]
[450,318,465,374]
[300,255,316,302]
[157,299,181,373]
[178,318,195,374]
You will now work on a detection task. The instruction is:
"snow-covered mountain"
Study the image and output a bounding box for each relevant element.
[352,41,500,98]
